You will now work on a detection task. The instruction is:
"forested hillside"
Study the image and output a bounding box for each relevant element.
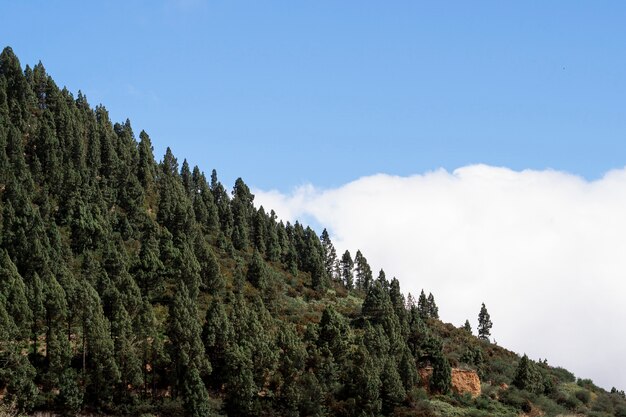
[0,46,624,417]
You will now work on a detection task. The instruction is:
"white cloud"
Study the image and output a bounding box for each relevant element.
[253,164,626,391]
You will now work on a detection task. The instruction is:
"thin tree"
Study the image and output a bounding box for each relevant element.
[477,303,492,341]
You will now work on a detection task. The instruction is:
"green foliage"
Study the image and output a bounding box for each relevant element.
[460,345,484,375]
[398,346,419,391]
[463,319,472,334]
[0,339,38,413]
[575,389,591,404]
[427,293,439,319]
[380,356,406,414]
[430,353,452,395]
[57,368,84,416]
[511,354,548,395]
[320,228,338,281]
[247,249,268,290]
[202,298,234,389]
[346,342,382,417]
[477,303,492,341]
[354,249,373,292]
[167,283,211,395]
[0,249,32,338]
[181,364,212,417]
[416,289,439,320]
[223,344,257,417]
[341,249,354,290]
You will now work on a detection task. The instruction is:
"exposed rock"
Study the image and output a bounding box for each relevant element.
[418,367,481,397]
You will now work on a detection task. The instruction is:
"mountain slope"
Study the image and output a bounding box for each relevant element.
[0,46,624,417]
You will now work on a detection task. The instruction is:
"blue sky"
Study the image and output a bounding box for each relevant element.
[2,1,626,191]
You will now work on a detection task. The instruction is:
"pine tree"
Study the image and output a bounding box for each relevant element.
[389,277,407,326]
[181,363,212,417]
[265,210,281,262]
[247,249,269,291]
[110,300,143,394]
[81,283,120,407]
[460,346,484,369]
[191,166,218,233]
[56,368,84,416]
[195,235,223,294]
[252,206,267,254]
[417,290,429,319]
[427,292,439,319]
[430,353,451,394]
[0,301,38,413]
[512,354,543,393]
[175,241,202,300]
[354,249,373,292]
[478,303,492,341]
[167,283,211,398]
[224,344,257,417]
[43,274,71,389]
[0,249,32,339]
[180,159,193,197]
[346,343,382,417]
[135,297,159,399]
[202,298,234,389]
[295,226,328,290]
[463,319,472,334]
[406,292,416,310]
[26,272,45,357]
[231,178,254,250]
[380,356,406,415]
[318,306,349,361]
[362,281,394,329]
[133,227,164,296]
[320,228,338,281]
[211,170,234,239]
[398,346,419,391]
[275,324,307,417]
[137,130,157,198]
[340,250,354,290]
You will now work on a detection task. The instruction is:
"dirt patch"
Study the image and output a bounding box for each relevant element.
[418,367,481,397]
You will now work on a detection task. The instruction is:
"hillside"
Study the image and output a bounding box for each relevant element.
[0,46,624,417]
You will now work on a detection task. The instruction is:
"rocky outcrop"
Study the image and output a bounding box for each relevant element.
[418,367,481,397]
[451,368,481,397]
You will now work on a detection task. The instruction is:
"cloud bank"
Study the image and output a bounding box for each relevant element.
[253,164,626,391]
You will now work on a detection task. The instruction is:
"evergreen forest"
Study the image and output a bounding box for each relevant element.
[1,46,625,417]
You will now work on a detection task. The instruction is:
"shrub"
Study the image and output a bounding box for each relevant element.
[561,394,581,410]
[532,394,567,416]
[481,384,499,400]
[591,397,615,414]
[498,388,532,413]
[615,404,626,417]
[466,408,490,417]
[403,400,438,417]
[575,389,591,404]
[587,412,614,417]
[551,366,576,383]
[474,395,492,410]
[407,387,429,403]
[577,378,595,389]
